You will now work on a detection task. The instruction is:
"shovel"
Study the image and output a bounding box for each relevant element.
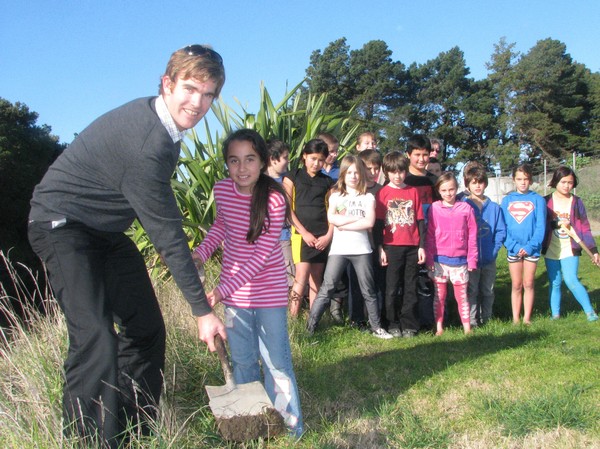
[205,334,286,441]
[560,224,600,267]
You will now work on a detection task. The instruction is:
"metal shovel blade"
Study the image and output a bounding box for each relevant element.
[205,380,274,419]
[205,335,285,441]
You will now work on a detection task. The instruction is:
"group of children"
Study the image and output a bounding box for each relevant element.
[269,133,599,339]
[193,129,599,437]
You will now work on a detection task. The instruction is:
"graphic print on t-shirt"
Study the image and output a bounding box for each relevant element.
[350,198,367,217]
[385,198,414,233]
[507,201,534,224]
[336,197,367,218]
[552,211,571,239]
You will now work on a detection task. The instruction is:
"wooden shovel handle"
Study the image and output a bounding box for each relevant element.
[560,224,599,266]
[214,334,235,385]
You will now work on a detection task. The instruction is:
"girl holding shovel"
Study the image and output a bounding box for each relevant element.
[193,129,303,437]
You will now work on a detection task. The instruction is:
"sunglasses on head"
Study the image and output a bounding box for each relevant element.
[183,45,223,65]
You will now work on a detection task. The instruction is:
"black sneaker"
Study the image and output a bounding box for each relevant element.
[350,320,369,332]
[402,330,417,338]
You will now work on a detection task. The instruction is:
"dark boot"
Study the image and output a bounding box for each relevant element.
[330,297,344,325]
[306,315,318,336]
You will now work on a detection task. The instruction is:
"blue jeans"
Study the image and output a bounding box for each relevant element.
[224,306,303,437]
[348,252,386,323]
[546,256,594,316]
[309,254,382,330]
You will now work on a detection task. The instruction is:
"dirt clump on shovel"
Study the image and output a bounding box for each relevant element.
[215,406,286,442]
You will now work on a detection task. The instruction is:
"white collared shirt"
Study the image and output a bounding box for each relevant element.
[155,95,186,143]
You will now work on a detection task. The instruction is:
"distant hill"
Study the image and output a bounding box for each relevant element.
[576,161,600,228]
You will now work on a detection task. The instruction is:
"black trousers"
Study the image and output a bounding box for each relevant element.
[28,220,166,448]
[384,245,419,331]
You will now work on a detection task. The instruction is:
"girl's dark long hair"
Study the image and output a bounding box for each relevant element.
[549,165,578,188]
[222,129,291,243]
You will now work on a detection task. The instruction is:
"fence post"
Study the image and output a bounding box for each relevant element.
[543,159,547,196]
[573,152,577,195]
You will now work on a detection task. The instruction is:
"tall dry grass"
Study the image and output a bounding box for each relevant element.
[0,250,66,448]
[0,252,237,449]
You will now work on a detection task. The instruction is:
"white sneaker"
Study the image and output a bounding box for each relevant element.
[372,328,393,340]
[388,328,403,338]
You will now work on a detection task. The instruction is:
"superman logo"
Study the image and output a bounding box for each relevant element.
[508,201,534,224]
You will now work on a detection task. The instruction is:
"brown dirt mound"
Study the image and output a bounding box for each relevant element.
[215,407,287,442]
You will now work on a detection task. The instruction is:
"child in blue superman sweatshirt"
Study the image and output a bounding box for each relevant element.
[501,163,546,325]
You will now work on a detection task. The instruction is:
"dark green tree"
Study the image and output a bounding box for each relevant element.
[348,40,405,124]
[511,38,591,164]
[305,38,408,150]
[305,38,354,114]
[586,70,600,157]
[0,98,64,262]
[483,37,522,173]
[457,78,498,167]
[401,47,473,165]
[0,98,63,323]
[304,36,600,173]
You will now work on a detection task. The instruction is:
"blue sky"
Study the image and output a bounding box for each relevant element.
[2,0,599,144]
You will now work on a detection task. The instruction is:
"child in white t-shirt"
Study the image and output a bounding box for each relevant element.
[306,155,392,339]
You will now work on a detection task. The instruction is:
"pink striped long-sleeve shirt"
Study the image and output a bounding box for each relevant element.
[194,178,288,308]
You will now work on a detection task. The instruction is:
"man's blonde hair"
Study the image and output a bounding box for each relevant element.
[159,45,225,96]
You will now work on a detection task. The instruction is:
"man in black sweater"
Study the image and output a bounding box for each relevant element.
[28,45,226,448]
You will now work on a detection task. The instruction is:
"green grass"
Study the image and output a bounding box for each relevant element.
[1,249,599,448]
[480,383,598,437]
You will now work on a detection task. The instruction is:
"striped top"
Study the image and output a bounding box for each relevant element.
[194,178,288,308]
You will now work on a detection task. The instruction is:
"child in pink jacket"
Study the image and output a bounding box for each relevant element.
[426,172,478,335]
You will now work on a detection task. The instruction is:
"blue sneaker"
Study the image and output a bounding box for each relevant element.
[587,312,599,322]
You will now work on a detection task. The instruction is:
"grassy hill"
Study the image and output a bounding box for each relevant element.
[574,161,600,226]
